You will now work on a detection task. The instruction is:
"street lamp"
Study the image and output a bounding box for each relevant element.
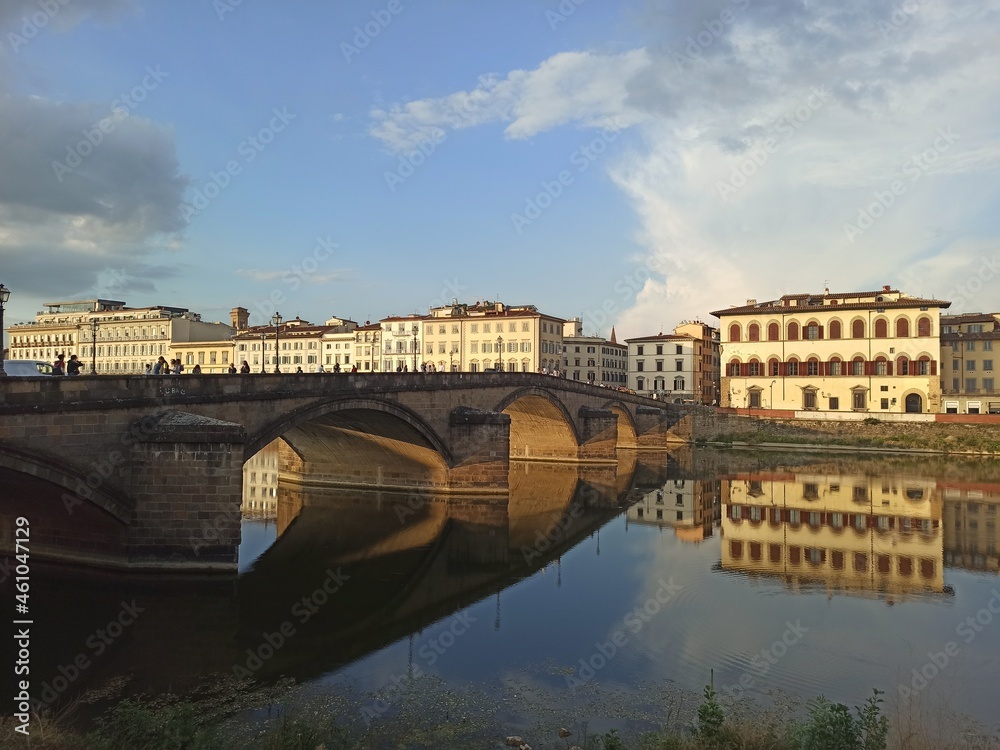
[259,328,266,373]
[449,347,457,372]
[411,324,419,372]
[496,335,503,372]
[0,284,9,377]
[371,329,380,371]
[89,316,98,374]
[271,312,282,373]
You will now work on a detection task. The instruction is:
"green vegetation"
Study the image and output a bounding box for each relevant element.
[5,679,997,750]
[706,427,1000,454]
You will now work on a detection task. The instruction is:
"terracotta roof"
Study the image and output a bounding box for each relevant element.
[711,297,951,317]
[624,333,695,343]
[942,313,999,324]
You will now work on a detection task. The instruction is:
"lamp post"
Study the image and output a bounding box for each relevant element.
[0,284,9,377]
[496,336,503,372]
[411,325,418,372]
[769,379,776,411]
[259,329,266,373]
[371,329,380,371]
[89,316,98,374]
[449,347,457,372]
[271,312,282,373]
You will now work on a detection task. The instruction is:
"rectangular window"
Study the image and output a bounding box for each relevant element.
[982,378,994,392]
[509,322,516,332]
[966,378,978,391]
[853,391,866,410]
[636,345,644,355]
[807,360,819,375]
[471,323,478,333]
[676,345,683,354]
[829,397,839,410]
[984,341,993,351]
[483,323,490,333]
[967,360,977,371]
[637,361,644,371]
[954,359,961,371]
[881,398,889,409]
[967,341,976,351]
[984,360,993,371]
[522,321,530,331]
[656,345,663,355]
[676,359,683,371]
[804,391,817,409]
[953,378,961,391]
[656,361,663,371]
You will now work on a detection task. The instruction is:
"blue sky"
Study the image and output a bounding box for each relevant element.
[1,0,999,340]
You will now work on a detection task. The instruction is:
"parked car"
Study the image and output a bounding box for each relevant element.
[2,360,55,376]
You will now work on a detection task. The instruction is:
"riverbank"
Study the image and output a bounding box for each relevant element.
[5,676,997,750]
[684,410,1000,454]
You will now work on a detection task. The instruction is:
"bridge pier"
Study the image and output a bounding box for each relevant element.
[128,411,246,570]
[577,407,619,463]
[447,407,510,494]
[635,405,685,449]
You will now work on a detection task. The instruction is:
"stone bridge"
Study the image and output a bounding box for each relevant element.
[0,373,684,571]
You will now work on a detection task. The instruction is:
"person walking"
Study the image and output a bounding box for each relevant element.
[53,354,65,376]
[317,364,325,373]
[144,364,153,376]
[153,356,167,375]
[240,360,251,374]
[228,363,237,374]
[66,355,82,376]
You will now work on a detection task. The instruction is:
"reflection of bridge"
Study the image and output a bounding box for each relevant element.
[23,453,670,708]
[0,373,683,570]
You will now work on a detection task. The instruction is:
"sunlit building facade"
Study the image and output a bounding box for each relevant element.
[939,312,1000,414]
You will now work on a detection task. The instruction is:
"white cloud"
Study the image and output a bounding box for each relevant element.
[370,0,1000,334]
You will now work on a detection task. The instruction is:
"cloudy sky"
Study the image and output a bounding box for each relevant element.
[1,0,998,338]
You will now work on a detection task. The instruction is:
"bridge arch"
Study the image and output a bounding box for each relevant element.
[0,443,132,524]
[603,401,639,448]
[247,397,454,492]
[495,387,580,461]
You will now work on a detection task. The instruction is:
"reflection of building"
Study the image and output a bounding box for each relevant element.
[627,479,720,542]
[713,287,949,414]
[942,481,1000,573]
[721,471,945,599]
[939,313,1000,414]
[242,440,281,517]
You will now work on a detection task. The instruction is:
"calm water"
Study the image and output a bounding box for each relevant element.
[4,447,1000,733]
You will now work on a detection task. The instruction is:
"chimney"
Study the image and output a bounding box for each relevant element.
[230,306,249,332]
[882,285,891,292]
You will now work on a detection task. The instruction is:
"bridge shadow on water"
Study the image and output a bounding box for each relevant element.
[1,450,676,713]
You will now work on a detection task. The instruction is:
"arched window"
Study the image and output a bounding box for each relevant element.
[805,322,821,340]
[875,357,888,376]
[852,319,865,339]
[767,322,780,341]
[896,318,910,337]
[897,356,909,375]
[874,319,888,338]
[748,323,760,341]
[748,359,761,376]
[917,317,931,337]
[728,359,741,376]
[729,323,742,342]
[829,357,842,376]
[787,321,799,341]
[806,358,820,376]
[852,356,865,376]
[768,358,780,376]
[829,320,842,339]
[787,358,800,376]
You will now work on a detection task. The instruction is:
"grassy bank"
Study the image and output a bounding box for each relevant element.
[700,425,1000,454]
[4,677,998,750]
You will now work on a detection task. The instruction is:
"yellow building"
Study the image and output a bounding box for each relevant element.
[712,287,950,415]
[422,301,565,373]
[939,313,1000,414]
[721,470,945,599]
[5,299,235,374]
[942,480,1000,573]
[626,478,720,542]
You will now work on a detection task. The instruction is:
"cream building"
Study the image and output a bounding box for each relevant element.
[242,439,280,517]
[562,320,627,385]
[939,312,1000,414]
[234,315,356,373]
[421,301,565,373]
[721,470,944,599]
[942,480,999,573]
[379,314,425,372]
[6,299,235,374]
[712,287,950,415]
[349,322,383,372]
[626,478,720,542]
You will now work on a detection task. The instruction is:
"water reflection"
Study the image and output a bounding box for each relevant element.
[720,470,946,600]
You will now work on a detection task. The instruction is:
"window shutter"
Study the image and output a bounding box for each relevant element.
[931,360,938,376]
[818,326,825,339]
